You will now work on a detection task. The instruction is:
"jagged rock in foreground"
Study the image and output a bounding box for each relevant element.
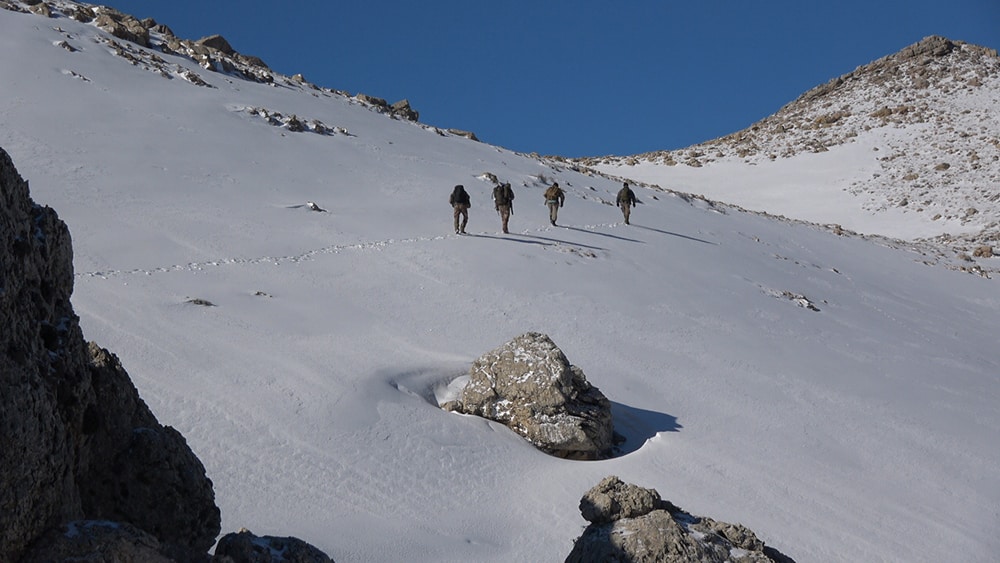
[442,332,614,460]
[566,476,795,563]
[213,529,335,563]
[0,146,220,561]
[20,520,174,563]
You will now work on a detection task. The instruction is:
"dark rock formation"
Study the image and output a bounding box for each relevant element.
[213,529,336,563]
[566,476,795,563]
[20,520,175,563]
[443,332,614,459]
[0,146,220,561]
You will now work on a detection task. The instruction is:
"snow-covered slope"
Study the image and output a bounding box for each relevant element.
[579,36,1000,267]
[2,3,999,562]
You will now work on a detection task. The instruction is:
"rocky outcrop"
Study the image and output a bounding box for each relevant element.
[390,99,420,121]
[213,529,336,563]
[93,6,151,47]
[443,332,614,460]
[162,33,274,84]
[0,146,220,561]
[197,34,236,56]
[566,476,795,563]
[447,128,480,141]
[20,520,175,563]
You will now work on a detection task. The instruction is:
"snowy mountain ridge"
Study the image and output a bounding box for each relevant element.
[576,35,1000,269]
[2,2,1000,562]
[9,1,999,275]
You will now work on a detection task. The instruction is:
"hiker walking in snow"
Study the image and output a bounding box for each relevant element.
[493,182,515,233]
[543,182,565,226]
[616,182,636,225]
[449,184,470,234]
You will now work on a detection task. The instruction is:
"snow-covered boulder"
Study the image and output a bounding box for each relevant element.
[567,476,795,563]
[443,332,614,460]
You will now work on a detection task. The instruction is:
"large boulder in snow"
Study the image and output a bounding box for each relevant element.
[443,332,614,460]
[566,476,795,563]
[0,146,220,562]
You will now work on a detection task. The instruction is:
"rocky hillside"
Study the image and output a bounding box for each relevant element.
[576,36,1000,251]
[2,0,425,123]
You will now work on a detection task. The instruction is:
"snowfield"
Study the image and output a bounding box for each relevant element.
[2,4,999,562]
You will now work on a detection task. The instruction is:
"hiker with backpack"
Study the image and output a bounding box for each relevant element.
[449,184,471,234]
[492,182,515,233]
[543,182,565,226]
[616,182,636,225]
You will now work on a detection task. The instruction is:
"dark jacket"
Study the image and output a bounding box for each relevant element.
[617,186,636,207]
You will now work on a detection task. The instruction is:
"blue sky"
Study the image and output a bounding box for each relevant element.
[100,0,998,157]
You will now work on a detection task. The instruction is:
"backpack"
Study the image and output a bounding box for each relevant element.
[493,183,514,206]
[618,186,634,205]
[544,185,561,200]
[450,185,469,206]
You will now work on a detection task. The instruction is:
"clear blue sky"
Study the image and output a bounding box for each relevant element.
[100,0,998,157]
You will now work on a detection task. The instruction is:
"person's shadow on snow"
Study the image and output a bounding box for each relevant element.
[610,401,681,456]
[632,224,716,245]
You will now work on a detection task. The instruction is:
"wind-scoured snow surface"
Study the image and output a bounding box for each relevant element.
[2,5,999,562]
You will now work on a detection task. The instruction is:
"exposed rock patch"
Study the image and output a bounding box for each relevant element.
[442,332,614,460]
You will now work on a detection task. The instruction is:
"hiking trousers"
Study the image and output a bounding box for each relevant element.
[497,204,511,233]
[620,203,632,225]
[547,201,560,225]
[453,204,469,233]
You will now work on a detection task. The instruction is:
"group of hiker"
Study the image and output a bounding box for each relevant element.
[448,181,636,234]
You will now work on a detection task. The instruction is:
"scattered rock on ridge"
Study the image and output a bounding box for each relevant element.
[93,6,150,47]
[973,245,993,258]
[391,98,420,121]
[447,128,480,141]
[442,332,614,460]
[566,476,795,563]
